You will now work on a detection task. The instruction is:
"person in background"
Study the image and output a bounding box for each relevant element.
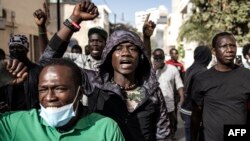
[180,46,212,141]
[61,26,108,71]
[39,1,171,140]
[152,48,184,141]
[71,44,82,54]
[0,35,42,113]
[0,58,125,141]
[166,48,185,80]
[192,32,250,141]
[166,47,185,134]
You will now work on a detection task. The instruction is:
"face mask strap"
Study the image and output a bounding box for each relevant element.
[72,86,82,110]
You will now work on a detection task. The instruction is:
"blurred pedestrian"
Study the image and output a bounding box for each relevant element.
[180,45,212,141]
[153,48,184,141]
[192,32,250,141]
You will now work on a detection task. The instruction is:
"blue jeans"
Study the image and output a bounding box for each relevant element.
[181,113,191,141]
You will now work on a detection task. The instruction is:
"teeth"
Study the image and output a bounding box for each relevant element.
[92,51,99,53]
[46,107,58,110]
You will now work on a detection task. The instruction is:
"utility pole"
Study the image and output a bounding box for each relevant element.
[57,0,61,31]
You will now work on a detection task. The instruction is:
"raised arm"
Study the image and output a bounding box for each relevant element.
[39,0,99,66]
[57,0,99,41]
[33,2,49,53]
[143,13,156,60]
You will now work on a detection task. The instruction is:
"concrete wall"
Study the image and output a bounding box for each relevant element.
[0,0,44,62]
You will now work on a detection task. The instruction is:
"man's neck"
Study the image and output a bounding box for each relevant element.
[90,55,101,61]
[214,63,236,72]
[113,73,137,89]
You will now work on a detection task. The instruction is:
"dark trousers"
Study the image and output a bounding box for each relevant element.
[181,113,191,141]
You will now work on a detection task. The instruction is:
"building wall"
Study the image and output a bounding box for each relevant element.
[0,0,111,61]
[0,0,44,62]
[135,5,168,51]
[166,0,195,69]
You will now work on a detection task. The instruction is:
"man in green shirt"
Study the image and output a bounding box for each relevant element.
[0,58,125,141]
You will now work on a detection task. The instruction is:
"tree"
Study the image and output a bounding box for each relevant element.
[178,0,250,46]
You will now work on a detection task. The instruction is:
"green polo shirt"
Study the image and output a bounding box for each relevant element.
[0,109,125,141]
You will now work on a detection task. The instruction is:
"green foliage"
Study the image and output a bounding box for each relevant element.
[178,43,185,59]
[178,0,250,46]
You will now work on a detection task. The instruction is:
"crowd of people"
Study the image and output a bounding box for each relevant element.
[0,0,250,141]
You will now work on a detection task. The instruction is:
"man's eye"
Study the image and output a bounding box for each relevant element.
[38,88,47,93]
[129,46,138,51]
[115,46,122,50]
[55,87,66,92]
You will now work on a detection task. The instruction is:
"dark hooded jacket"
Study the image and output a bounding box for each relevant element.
[39,30,170,141]
[86,30,170,141]
[181,46,212,113]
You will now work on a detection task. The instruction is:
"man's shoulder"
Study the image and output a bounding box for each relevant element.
[193,68,213,82]
[1,109,38,120]
[166,64,178,70]
[163,64,179,74]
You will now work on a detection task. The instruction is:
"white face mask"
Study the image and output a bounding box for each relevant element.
[40,86,81,127]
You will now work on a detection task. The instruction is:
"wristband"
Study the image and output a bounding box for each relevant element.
[67,18,81,29]
[63,18,80,32]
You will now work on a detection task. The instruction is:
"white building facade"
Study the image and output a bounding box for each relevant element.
[135,6,168,50]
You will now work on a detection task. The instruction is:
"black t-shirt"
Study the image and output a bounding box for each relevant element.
[192,66,250,141]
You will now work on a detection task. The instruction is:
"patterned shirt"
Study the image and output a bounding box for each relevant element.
[123,87,144,112]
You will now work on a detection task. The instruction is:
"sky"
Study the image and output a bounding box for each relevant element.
[92,0,172,25]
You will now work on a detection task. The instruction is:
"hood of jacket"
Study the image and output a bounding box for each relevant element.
[184,46,212,94]
[95,30,159,96]
[194,45,212,67]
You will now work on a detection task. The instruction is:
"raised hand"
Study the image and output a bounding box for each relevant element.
[70,0,99,24]
[143,13,156,38]
[3,59,28,85]
[33,3,48,27]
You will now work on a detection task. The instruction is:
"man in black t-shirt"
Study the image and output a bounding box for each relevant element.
[191,32,250,141]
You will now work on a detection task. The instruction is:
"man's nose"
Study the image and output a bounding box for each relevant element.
[45,89,57,101]
[121,47,130,56]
